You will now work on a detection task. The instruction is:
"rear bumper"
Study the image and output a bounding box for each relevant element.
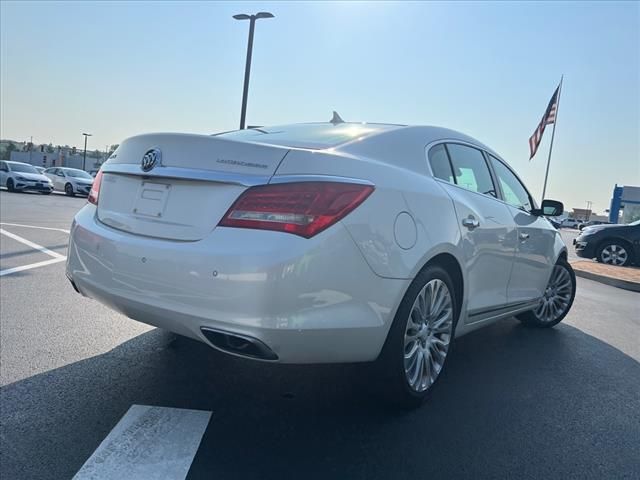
[66,205,408,363]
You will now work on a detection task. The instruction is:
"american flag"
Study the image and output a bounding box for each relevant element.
[529,84,560,159]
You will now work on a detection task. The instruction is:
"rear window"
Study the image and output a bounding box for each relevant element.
[216,123,402,149]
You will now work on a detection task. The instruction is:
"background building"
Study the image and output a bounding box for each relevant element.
[8,147,104,172]
[570,208,608,223]
[609,185,640,224]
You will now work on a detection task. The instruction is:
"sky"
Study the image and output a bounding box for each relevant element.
[1,1,638,213]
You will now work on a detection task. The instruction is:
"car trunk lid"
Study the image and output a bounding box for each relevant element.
[97,133,289,241]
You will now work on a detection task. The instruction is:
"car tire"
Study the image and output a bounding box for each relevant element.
[376,264,458,408]
[6,178,16,192]
[65,183,75,197]
[596,240,632,267]
[517,258,576,328]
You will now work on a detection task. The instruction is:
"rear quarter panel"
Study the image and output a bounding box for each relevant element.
[273,149,464,281]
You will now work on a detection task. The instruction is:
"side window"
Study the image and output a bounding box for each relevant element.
[489,155,533,212]
[428,144,455,183]
[446,144,497,197]
[0,162,8,172]
[57,169,65,176]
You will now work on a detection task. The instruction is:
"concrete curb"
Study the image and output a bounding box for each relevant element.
[573,269,640,293]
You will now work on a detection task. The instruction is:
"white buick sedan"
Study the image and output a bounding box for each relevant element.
[66,122,576,406]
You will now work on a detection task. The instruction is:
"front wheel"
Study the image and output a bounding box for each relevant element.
[517,258,576,328]
[596,242,631,266]
[377,265,458,408]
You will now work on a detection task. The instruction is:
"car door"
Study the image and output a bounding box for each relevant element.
[44,168,55,185]
[0,162,8,185]
[487,154,556,303]
[49,168,59,189]
[54,168,66,190]
[428,143,517,321]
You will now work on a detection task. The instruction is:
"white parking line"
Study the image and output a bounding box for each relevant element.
[0,257,66,277]
[0,228,66,259]
[0,222,70,234]
[73,405,212,480]
[0,227,68,277]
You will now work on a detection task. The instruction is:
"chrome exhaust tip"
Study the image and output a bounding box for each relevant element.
[200,327,278,361]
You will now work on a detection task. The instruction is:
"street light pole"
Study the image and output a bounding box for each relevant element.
[585,201,593,222]
[82,133,92,171]
[233,12,274,130]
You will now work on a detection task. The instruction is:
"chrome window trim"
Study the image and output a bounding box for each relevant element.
[425,139,539,212]
[100,163,271,187]
[269,174,374,186]
[485,153,539,212]
[425,138,493,174]
[426,140,499,200]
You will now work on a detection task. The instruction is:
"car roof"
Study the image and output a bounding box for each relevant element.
[216,122,406,150]
[215,121,512,176]
[216,122,499,155]
[6,161,31,165]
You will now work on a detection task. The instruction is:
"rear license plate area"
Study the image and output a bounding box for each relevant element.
[133,181,171,217]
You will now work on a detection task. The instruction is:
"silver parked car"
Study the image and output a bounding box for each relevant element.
[44,167,94,196]
[67,122,577,407]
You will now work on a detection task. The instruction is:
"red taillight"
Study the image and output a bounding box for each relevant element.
[88,170,103,205]
[219,181,374,238]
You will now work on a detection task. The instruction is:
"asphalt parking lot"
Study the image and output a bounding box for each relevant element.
[1,189,639,479]
[559,228,580,261]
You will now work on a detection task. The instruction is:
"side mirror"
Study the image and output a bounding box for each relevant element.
[535,199,563,217]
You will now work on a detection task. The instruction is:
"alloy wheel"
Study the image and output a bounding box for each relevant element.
[600,244,628,266]
[535,265,573,323]
[403,279,454,392]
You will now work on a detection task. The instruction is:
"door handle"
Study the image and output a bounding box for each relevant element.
[519,232,530,241]
[462,216,480,230]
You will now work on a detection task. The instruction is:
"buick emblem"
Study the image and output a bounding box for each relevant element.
[141,148,161,172]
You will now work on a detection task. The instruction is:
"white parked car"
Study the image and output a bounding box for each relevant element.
[0,160,53,194]
[44,167,94,196]
[560,218,581,229]
[66,122,576,406]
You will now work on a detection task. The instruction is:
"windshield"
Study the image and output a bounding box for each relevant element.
[9,163,38,174]
[64,169,93,179]
[216,123,403,149]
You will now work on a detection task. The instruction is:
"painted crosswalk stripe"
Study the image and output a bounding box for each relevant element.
[73,405,212,480]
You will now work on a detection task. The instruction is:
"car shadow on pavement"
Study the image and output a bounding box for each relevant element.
[1,320,638,480]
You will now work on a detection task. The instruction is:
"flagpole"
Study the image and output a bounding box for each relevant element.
[541,75,563,201]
